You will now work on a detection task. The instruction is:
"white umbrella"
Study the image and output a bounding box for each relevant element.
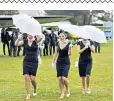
[58,24,91,39]
[81,25,107,43]
[12,14,42,36]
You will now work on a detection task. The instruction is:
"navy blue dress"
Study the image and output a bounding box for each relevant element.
[77,40,94,77]
[23,39,38,76]
[56,42,71,78]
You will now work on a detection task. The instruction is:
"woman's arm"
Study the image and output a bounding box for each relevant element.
[77,45,88,54]
[52,46,58,62]
[36,34,43,43]
[15,39,24,46]
[68,43,72,56]
[89,45,95,53]
[15,34,24,46]
[68,47,71,56]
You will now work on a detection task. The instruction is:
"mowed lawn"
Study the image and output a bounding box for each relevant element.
[0,40,113,101]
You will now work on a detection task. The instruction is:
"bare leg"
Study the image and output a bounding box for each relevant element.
[81,76,86,93]
[86,75,90,88]
[62,77,69,91]
[58,77,64,98]
[62,77,70,97]
[86,75,91,93]
[24,74,30,99]
[30,75,37,93]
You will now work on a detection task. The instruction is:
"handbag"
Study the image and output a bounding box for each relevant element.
[52,61,56,68]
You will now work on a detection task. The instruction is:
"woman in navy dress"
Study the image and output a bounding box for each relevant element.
[15,34,42,99]
[52,32,71,98]
[77,38,95,94]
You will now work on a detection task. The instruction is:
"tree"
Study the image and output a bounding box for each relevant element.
[88,10,113,24]
[45,10,90,25]
[0,10,6,15]
[99,11,113,21]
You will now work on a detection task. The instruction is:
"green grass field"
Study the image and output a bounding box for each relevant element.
[0,40,113,101]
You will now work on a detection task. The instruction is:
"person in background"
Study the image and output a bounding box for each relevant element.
[77,38,95,94]
[52,31,72,99]
[49,29,57,56]
[37,34,45,64]
[43,31,50,56]
[16,29,22,56]
[95,41,100,53]
[1,28,11,56]
[9,29,18,57]
[15,33,42,100]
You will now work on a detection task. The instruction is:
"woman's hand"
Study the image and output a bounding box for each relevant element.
[89,45,95,53]
[85,45,88,49]
[36,34,43,43]
[18,34,23,41]
[77,45,88,54]
[84,40,90,48]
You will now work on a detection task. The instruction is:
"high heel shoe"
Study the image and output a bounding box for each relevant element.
[25,94,30,100]
[66,92,70,97]
[33,92,37,96]
[86,88,91,94]
[59,93,64,99]
[33,89,37,96]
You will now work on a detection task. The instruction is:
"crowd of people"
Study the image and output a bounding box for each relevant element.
[0,27,101,100]
[0,27,59,57]
[0,27,100,57]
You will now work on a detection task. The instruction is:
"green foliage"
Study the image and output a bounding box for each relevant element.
[46,10,113,25]
[70,39,77,45]
[45,10,90,25]
[0,40,113,101]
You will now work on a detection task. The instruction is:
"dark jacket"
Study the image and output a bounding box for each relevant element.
[1,31,11,43]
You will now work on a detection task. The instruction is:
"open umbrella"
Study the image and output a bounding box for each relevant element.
[58,24,91,39]
[12,14,42,36]
[81,25,107,43]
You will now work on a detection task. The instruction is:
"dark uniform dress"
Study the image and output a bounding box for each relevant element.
[77,41,94,77]
[23,39,38,76]
[56,42,71,78]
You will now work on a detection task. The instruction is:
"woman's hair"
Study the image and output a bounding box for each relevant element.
[58,30,67,37]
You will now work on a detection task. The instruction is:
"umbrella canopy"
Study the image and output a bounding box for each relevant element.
[58,24,91,39]
[81,25,107,43]
[12,14,42,36]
